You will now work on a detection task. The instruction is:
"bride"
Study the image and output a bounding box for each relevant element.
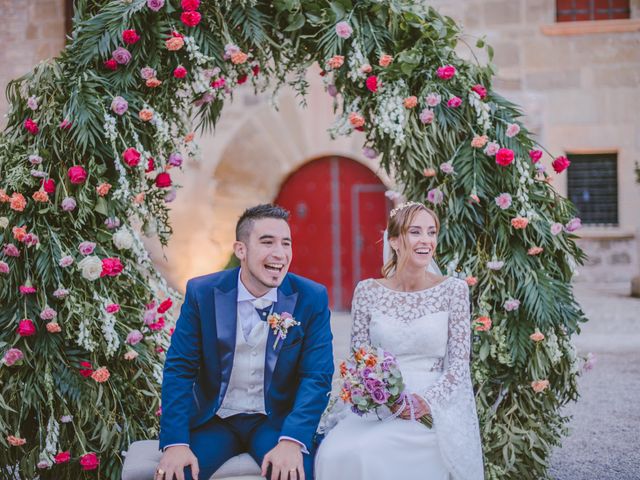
[315,201,484,480]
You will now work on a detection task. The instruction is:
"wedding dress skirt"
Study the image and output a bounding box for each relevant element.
[316,371,449,480]
[315,278,484,480]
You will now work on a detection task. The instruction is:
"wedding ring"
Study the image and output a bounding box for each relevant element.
[156,468,165,477]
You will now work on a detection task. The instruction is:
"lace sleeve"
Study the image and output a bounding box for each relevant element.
[350,280,372,349]
[420,279,471,408]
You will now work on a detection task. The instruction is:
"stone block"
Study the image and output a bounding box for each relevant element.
[592,66,640,88]
[525,0,554,24]
[522,38,574,70]
[492,41,521,69]
[483,0,522,26]
[525,69,581,90]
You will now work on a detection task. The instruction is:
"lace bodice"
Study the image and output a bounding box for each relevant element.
[350,277,471,409]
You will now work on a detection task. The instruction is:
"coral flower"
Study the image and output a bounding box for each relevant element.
[91,367,110,383]
[511,217,529,230]
[474,316,492,332]
[348,112,365,128]
[403,96,418,109]
[10,193,27,212]
[531,379,550,393]
[379,54,393,67]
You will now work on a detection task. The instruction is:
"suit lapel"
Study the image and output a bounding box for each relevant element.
[264,275,299,393]
[214,268,239,404]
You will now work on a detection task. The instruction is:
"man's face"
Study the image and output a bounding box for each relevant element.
[234,218,292,296]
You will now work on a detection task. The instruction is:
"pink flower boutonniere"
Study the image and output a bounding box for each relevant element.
[267,312,300,349]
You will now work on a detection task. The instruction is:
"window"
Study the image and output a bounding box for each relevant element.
[556,0,631,22]
[567,153,618,226]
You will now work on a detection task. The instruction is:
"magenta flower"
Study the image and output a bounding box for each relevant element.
[78,241,96,256]
[427,188,444,205]
[3,348,24,366]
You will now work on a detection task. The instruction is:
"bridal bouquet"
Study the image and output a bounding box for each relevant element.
[339,346,432,428]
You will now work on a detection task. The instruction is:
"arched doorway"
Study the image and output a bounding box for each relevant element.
[275,156,388,310]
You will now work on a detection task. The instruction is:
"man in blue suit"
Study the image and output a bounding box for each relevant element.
[156,204,334,480]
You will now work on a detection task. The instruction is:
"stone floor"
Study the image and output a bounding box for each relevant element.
[328,281,640,480]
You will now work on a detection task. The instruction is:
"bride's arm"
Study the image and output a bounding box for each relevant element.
[418,279,471,409]
[350,281,371,349]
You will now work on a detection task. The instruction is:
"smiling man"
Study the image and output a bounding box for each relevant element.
[157,204,334,480]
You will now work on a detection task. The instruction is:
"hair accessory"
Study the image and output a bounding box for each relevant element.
[390,201,423,218]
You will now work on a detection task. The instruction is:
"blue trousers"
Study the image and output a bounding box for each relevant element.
[183,413,314,480]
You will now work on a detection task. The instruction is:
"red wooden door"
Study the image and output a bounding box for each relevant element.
[274,157,387,310]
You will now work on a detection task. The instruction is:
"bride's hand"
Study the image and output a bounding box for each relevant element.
[396,394,431,420]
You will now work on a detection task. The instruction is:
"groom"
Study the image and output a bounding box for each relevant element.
[157,204,334,480]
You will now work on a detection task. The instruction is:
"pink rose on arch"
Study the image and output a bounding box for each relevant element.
[471,84,487,99]
[78,241,96,256]
[68,165,87,184]
[181,0,200,10]
[0,261,9,274]
[122,147,141,167]
[24,118,39,135]
[104,59,118,71]
[168,153,183,167]
[122,29,140,45]
[427,188,444,205]
[436,65,456,80]
[552,155,571,174]
[505,123,520,138]
[157,298,173,314]
[211,78,225,89]
[3,348,24,366]
[112,47,132,65]
[335,21,353,39]
[147,0,164,11]
[155,172,172,188]
[483,142,500,156]
[425,93,441,107]
[40,307,57,321]
[19,285,37,295]
[149,317,166,331]
[140,66,157,80]
[495,148,515,167]
[550,222,563,235]
[79,453,100,471]
[111,96,128,115]
[181,10,201,27]
[565,217,582,233]
[174,66,188,79]
[365,76,379,93]
[106,303,120,314]
[494,193,512,210]
[529,149,543,163]
[447,96,462,108]
[126,329,144,345]
[4,244,20,257]
[17,319,36,337]
[101,257,124,277]
[419,108,434,125]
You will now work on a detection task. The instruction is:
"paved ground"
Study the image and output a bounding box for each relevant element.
[329,282,640,480]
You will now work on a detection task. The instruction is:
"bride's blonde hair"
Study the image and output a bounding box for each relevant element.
[382,202,440,278]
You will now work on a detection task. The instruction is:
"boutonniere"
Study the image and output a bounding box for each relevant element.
[267,312,300,349]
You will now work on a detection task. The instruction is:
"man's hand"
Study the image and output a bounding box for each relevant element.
[156,445,199,480]
[261,439,304,480]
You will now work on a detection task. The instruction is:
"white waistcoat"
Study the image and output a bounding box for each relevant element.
[217,314,268,418]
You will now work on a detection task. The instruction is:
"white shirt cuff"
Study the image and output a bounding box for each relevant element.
[163,443,189,451]
[278,436,309,454]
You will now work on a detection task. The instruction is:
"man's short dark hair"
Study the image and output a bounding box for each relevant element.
[235,204,290,242]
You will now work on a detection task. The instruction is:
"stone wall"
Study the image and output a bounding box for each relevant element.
[0,0,66,127]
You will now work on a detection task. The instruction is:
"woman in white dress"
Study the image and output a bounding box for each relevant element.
[315,202,484,480]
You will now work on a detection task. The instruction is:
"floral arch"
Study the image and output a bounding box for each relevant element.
[0,0,586,478]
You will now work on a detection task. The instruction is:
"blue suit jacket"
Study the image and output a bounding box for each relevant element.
[159,268,334,452]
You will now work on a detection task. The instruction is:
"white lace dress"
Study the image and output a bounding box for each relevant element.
[315,277,484,480]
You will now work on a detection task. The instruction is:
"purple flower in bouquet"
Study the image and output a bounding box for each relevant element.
[371,387,390,405]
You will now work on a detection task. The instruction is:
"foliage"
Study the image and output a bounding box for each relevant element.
[0,0,587,478]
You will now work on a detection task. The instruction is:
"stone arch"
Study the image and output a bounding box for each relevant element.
[148,70,392,289]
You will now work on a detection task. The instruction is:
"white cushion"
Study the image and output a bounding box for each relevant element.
[121,440,263,480]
